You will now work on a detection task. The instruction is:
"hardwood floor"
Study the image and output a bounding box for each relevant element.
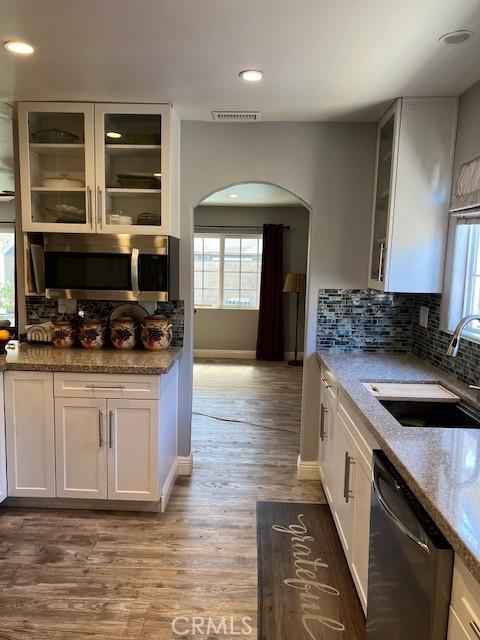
[0,359,324,639]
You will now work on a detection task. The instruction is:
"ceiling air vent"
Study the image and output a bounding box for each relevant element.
[211,111,261,122]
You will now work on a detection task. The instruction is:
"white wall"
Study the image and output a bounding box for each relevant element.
[178,122,376,460]
[194,204,309,353]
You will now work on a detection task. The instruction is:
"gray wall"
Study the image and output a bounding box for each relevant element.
[178,121,376,462]
[194,205,309,353]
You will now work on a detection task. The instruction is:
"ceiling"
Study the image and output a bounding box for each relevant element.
[200,183,303,207]
[1,0,480,121]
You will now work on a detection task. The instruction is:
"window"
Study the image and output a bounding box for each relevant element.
[462,224,480,335]
[0,224,15,327]
[194,234,263,309]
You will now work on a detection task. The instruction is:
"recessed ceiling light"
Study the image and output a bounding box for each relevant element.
[239,69,264,82]
[439,30,473,44]
[229,194,239,199]
[3,40,34,55]
[106,131,122,139]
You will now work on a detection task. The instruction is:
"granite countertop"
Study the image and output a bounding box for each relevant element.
[317,350,480,582]
[0,342,182,375]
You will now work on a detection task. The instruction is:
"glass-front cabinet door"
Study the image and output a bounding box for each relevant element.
[94,104,170,235]
[18,103,95,233]
[368,101,399,289]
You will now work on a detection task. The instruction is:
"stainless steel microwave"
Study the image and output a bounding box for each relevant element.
[36,234,178,301]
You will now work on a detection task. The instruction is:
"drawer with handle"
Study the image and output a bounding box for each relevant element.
[54,372,160,399]
[450,557,480,640]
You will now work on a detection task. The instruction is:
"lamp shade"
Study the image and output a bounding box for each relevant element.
[283,272,306,294]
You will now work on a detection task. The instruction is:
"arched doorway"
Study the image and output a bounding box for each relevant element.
[191,181,311,464]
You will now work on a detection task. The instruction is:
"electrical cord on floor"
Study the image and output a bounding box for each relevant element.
[192,410,298,434]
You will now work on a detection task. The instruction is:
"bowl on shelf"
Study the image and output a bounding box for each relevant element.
[41,176,85,189]
[108,213,133,225]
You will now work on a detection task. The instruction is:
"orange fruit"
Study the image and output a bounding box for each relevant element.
[0,330,10,340]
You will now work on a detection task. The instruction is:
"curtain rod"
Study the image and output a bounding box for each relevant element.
[195,224,290,230]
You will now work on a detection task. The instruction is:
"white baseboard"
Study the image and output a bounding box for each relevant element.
[161,458,178,512]
[297,455,320,480]
[177,454,193,476]
[194,349,304,361]
[195,349,256,359]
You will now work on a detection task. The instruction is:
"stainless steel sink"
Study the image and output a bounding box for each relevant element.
[380,399,480,428]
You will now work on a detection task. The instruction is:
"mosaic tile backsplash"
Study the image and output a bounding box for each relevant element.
[316,289,480,388]
[25,297,185,348]
[411,294,480,387]
[316,289,415,352]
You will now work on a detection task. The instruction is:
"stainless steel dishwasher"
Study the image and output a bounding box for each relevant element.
[366,451,453,640]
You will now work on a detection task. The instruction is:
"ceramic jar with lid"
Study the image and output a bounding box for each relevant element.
[79,319,105,349]
[52,320,75,348]
[140,315,173,351]
[110,316,137,350]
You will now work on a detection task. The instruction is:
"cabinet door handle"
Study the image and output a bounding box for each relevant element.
[470,621,480,640]
[320,404,328,441]
[109,410,113,449]
[378,242,385,282]
[321,377,331,389]
[97,186,103,227]
[86,186,93,227]
[343,451,355,503]
[98,410,103,448]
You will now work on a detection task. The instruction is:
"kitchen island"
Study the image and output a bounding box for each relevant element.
[0,342,182,512]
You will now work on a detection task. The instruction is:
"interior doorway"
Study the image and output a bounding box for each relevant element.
[191,182,311,475]
[193,182,310,361]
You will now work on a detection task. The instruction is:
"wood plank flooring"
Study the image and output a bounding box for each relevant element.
[0,359,324,639]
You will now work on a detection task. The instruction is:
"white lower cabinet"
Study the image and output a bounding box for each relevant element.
[5,371,56,497]
[350,450,372,609]
[107,399,159,501]
[55,397,107,499]
[448,557,480,640]
[3,368,178,507]
[318,366,379,615]
[318,384,337,506]
[448,608,471,640]
[55,397,160,501]
[332,414,355,558]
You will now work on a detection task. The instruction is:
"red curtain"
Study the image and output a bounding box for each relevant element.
[256,224,284,361]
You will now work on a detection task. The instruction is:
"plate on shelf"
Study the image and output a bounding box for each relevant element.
[116,174,161,189]
[108,303,149,324]
[31,128,81,144]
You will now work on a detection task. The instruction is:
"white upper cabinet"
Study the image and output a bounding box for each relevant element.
[368,97,458,293]
[18,103,96,234]
[17,102,179,237]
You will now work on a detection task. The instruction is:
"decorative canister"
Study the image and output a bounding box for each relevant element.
[52,320,75,349]
[110,316,137,350]
[79,319,105,349]
[140,315,173,351]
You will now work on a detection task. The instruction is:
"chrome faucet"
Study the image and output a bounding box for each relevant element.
[447,314,480,357]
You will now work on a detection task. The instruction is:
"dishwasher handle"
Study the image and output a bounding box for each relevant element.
[372,462,431,556]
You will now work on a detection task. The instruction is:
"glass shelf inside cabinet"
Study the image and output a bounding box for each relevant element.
[28,111,87,225]
[104,113,162,228]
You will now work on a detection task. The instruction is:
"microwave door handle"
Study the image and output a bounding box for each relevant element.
[131,248,140,293]
[372,464,431,556]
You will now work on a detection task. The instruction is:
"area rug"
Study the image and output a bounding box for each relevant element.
[257,501,365,639]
